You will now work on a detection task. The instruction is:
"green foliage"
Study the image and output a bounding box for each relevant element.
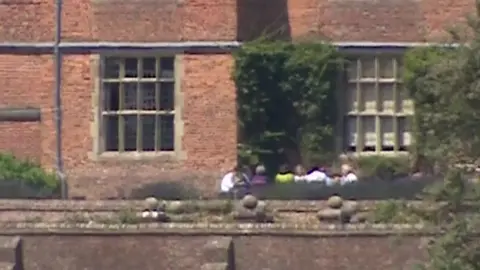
[371,200,424,224]
[0,152,58,191]
[404,43,480,167]
[118,208,140,224]
[355,155,410,180]
[404,46,454,171]
[234,40,342,170]
[418,169,480,270]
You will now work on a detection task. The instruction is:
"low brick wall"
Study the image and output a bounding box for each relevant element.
[0,223,431,270]
[0,200,436,269]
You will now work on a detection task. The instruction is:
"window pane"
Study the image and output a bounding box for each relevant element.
[397,85,414,113]
[360,83,376,112]
[380,116,395,149]
[360,57,375,78]
[160,57,174,79]
[142,58,156,78]
[346,83,358,112]
[378,56,395,78]
[158,115,174,151]
[103,83,119,111]
[104,58,120,79]
[140,83,156,110]
[160,82,175,111]
[124,58,138,78]
[345,116,357,148]
[361,116,376,150]
[122,83,138,110]
[396,57,404,79]
[124,115,137,151]
[379,83,395,113]
[398,117,411,147]
[141,115,155,151]
[346,59,358,80]
[104,115,119,151]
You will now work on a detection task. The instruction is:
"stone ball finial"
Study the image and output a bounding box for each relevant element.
[144,197,159,210]
[327,195,343,209]
[242,194,258,210]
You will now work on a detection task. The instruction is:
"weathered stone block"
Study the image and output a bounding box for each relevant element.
[200,262,229,270]
[317,209,341,221]
[340,201,359,216]
[0,236,22,270]
[350,212,369,223]
[165,201,199,214]
[203,237,233,263]
[198,200,232,214]
[0,262,14,270]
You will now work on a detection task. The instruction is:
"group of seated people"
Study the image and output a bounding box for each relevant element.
[220,163,359,193]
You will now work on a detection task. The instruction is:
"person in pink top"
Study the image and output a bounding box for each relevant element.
[251,165,268,185]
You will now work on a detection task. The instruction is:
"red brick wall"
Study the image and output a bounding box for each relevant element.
[1,233,429,270]
[0,0,475,198]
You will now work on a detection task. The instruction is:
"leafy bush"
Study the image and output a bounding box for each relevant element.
[372,200,425,224]
[0,153,59,198]
[234,40,343,170]
[354,155,411,180]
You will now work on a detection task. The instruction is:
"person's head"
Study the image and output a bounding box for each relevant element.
[332,173,342,182]
[294,165,306,176]
[231,165,240,173]
[341,164,353,175]
[307,166,320,174]
[278,164,290,174]
[255,164,266,175]
[242,165,253,177]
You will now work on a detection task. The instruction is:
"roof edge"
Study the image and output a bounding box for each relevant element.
[0,41,461,53]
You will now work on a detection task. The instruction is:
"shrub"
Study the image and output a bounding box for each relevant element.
[0,153,59,198]
[354,155,411,180]
[371,200,425,224]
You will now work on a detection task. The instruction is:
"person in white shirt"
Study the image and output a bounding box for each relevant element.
[305,166,331,184]
[340,164,358,184]
[220,166,250,193]
[293,164,307,182]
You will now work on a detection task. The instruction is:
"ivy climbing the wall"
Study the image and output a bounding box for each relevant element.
[233,40,344,172]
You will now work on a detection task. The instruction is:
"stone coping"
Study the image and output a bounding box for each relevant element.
[0,200,419,212]
[0,222,441,236]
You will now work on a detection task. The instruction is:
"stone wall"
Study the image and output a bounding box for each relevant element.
[0,199,437,270]
[0,224,431,270]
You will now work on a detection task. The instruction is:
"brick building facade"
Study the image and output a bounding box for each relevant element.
[0,0,473,198]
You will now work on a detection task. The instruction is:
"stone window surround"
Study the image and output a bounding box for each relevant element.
[338,49,413,156]
[89,53,185,161]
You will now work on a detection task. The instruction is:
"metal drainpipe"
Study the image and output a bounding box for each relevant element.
[54,0,67,199]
